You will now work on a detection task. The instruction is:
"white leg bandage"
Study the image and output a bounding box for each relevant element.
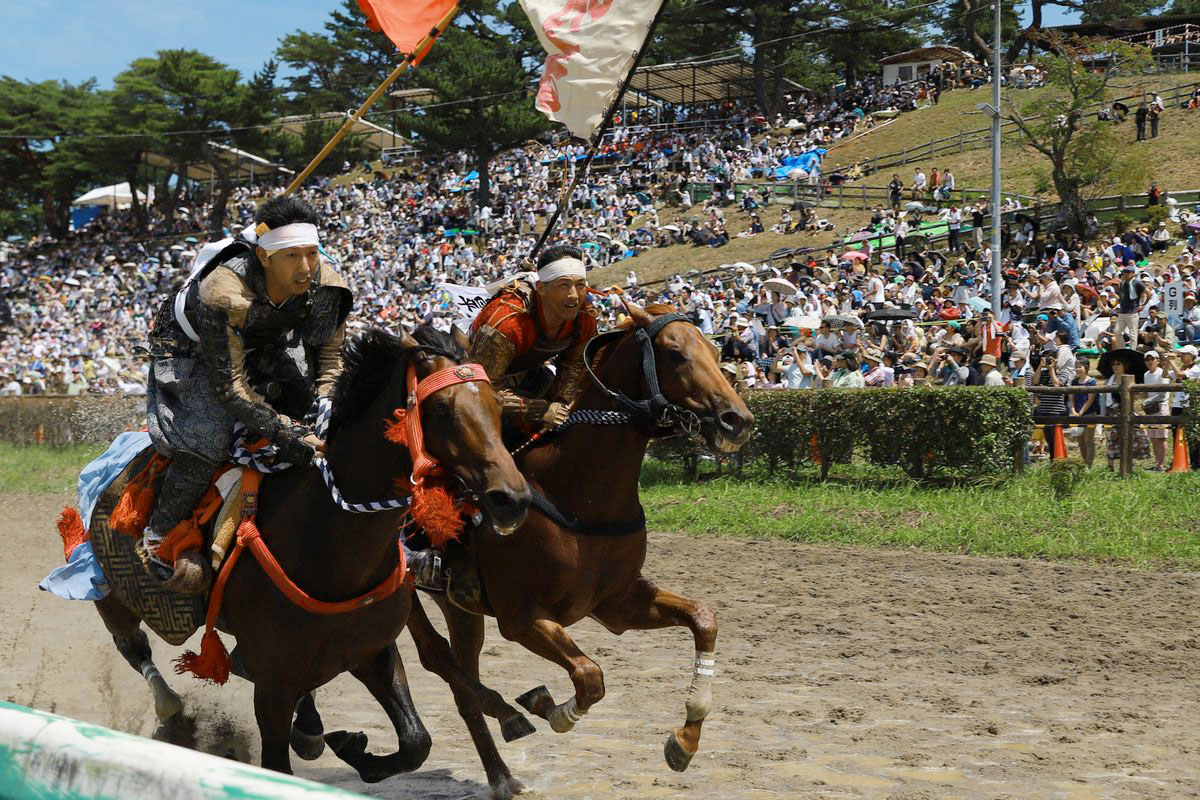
[140,661,162,683]
[684,651,716,723]
[547,696,586,733]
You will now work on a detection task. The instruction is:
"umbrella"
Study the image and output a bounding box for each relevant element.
[1073,283,1099,301]
[792,200,814,210]
[783,315,822,330]
[841,250,868,262]
[61,277,81,287]
[1083,315,1111,340]
[732,261,755,271]
[764,277,797,295]
[1098,348,1146,381]
[822,314,864,330]
[904,201,927,211]
[845,231,873,243]
[660,224,680,233]
[1014,212,1040,232]
[594,231,612,240]
[863,308,916,321]
[967,296,990,312]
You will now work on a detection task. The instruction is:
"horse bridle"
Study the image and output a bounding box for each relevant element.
[582,312,704,438]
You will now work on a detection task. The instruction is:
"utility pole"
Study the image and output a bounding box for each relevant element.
[990,0,1003,315]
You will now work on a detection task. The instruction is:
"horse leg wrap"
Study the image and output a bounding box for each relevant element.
[684,651,716,723]
[547,696,586,733]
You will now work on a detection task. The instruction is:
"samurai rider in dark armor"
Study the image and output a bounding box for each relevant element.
[406,244,596,598]
[142,195,351,593]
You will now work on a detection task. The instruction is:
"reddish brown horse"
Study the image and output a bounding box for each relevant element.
[92,326,534,781]
[430,303,754,797]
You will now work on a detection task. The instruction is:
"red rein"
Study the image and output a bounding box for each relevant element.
[175,361,491,684]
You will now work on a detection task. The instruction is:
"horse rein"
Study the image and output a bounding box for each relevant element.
[581,312,705,439]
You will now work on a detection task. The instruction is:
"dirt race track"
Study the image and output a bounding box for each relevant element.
[3,490,1199,800]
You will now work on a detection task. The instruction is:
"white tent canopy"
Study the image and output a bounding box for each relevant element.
[72,183,147,209]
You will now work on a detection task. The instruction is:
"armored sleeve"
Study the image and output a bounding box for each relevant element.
[197,267,314,464]
[314,322,346,398]
[469,322,548,426]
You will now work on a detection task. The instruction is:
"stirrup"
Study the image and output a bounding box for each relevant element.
[406,549,446,591]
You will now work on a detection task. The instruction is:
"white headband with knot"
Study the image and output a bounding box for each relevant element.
[255,222,320,255]
[538,256,587,283]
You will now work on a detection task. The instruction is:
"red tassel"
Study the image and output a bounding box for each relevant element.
[384,408,409,446]
[110,479,155,536]
[411,482,464,548]
[56,507,88,561]
[174,628,231,685]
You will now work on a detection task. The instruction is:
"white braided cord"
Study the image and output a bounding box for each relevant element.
[230,396,411,514]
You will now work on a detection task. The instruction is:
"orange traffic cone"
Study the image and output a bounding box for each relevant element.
[810,434,822,465]
[1052,425,1068,460]
[1170,427,1191,472]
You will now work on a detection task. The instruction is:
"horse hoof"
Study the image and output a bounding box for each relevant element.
[325,730,368,763]
[490,775,531,799]
[500,713,536,743]
[290,726,326,761]
[151,686,183,721]
[664,732,695,772]
[515,685,553,718]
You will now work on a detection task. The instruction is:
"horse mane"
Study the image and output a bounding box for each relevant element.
[328,325,464,433]
[591,302,679,369]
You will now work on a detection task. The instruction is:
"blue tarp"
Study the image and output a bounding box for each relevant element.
[773,149,827,180]
[70,206,101,231]
[39,431,151,601]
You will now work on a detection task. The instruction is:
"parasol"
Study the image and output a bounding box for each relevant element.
[967,296,990,312]
[863,308,916,322]
[841,250,868,262]
[660,224,680,233]
[1098,348,1146,381]
[763,278,798,295]
[783,315,822,330]
[822,314,864,330]
[1083,315,1111,340]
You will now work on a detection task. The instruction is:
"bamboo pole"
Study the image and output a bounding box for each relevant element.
[1119,374,1135,476]
[282,4,460,196]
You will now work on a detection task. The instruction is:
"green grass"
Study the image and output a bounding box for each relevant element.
[8,443,1197,569]
[640,460,1200,570]
[0,444,104,494]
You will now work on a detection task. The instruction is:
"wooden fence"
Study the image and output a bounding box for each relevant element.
[1027,377,1184,475]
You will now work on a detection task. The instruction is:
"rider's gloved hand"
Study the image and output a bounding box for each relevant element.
[542,402,570,428]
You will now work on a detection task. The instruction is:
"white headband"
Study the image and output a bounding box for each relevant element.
[256,222,320,255]
[538,256,587,283]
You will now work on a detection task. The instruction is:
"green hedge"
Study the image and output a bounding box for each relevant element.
[655,387,1034,480]
[1183,380,1200,446]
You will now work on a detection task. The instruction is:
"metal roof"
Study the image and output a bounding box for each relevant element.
[144,142,292,183]
[878,45,971,65]
[389,87,439,104]
[276,112,405,149]
[627,56,809,106]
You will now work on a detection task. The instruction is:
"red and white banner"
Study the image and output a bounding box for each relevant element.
[519,0,664,140]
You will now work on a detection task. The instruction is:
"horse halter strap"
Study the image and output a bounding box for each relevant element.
[405,361,490,485]
[584,312,697,434]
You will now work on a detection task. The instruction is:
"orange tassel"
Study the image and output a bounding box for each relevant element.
[174,628,231,685]
[384,408,409,446]
[410,482,464,548]
[56,507,88,561]
[110,466,160,536]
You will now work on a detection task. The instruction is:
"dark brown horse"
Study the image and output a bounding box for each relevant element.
[93,325,534,781]
[429,303,754,797]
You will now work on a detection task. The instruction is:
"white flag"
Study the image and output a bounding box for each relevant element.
[438,271,539,327]
[519,0,664,140]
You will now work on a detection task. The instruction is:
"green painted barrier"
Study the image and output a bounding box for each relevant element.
[0,702,369,800]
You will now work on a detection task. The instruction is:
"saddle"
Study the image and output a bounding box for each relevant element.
[90,448,246,645]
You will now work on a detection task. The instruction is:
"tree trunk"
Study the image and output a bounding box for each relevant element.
[474,144,492,206]
[963,0,994,61]
[125,164,148,233]
[1052,168,1089,236]
[206,149,233,236]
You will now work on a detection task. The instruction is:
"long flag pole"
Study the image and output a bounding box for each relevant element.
[283,3,461,196]
[528,0,669,261]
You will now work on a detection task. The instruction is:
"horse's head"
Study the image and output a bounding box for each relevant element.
[391,326,530,534]
[600,302,753,454]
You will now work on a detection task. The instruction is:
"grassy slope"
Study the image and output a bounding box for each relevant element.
[641,461,1200,570]
[830,73,1200,198]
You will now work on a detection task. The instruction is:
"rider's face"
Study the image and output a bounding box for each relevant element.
[257,245,319,299]
[540,277,587,320]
